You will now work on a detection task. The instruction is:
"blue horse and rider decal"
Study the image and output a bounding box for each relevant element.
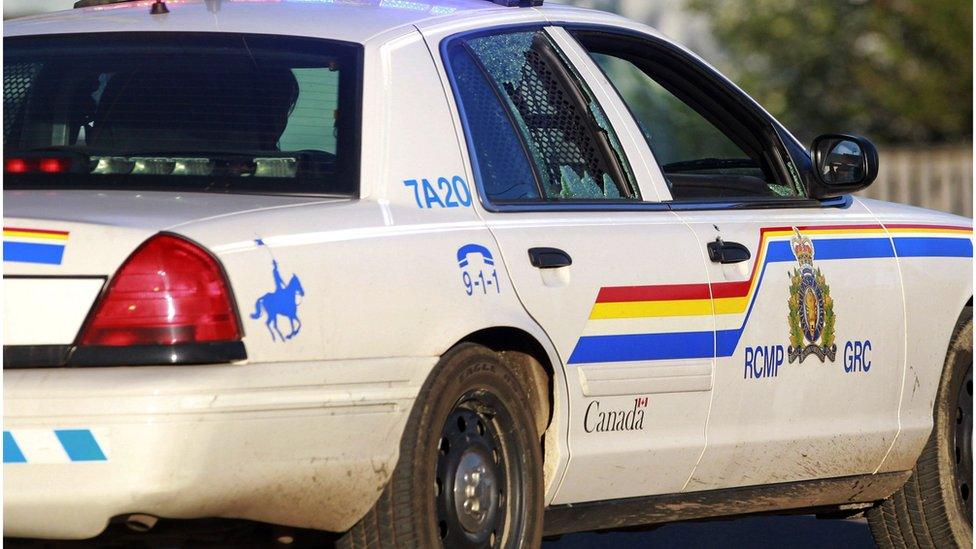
[251,255,305,342]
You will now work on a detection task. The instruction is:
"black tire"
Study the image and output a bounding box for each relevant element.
[337,343,544,549]
[868,306,973,548]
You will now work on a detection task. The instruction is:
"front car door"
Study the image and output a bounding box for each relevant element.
[568,27,907,490]
[430,24,717,504]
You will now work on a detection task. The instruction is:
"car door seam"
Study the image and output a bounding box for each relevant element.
[857,197,909,474]
[673,211,719,492]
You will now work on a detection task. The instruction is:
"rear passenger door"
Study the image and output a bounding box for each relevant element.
[436,26,716,505]
[569,27,906,491]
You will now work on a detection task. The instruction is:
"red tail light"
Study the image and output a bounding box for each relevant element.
[78,234,241,346]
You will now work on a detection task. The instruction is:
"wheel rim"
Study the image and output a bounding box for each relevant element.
[953,356,973,525]
[434,390,523,548]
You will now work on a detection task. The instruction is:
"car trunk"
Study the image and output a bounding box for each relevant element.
[3,189,340,347]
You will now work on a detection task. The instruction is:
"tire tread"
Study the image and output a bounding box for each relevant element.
[337,343,543,548]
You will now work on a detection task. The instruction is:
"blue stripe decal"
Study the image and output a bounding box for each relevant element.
[763,240,794,262]
[808,237,895,260]
[568,235,927,365]
[3,241,66,265]
[54,430,107,462]
[569,331,714,364]
[716,329,742,358]
[3,431,27,464]
[893,237,972,258]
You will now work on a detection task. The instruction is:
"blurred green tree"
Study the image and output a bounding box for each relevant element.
[687,0,972,145]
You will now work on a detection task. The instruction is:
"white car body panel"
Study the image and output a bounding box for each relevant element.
[4,278,104,345]
[2,0,972,540]
[4,189,331,231]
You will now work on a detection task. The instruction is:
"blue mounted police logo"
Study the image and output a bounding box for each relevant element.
[787,229,836,363]
[251,258,305,342]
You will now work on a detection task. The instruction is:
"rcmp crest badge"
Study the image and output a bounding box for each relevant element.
[787,228,836,363]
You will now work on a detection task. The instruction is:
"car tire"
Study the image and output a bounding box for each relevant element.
[337,343,545,549]
[868,306,972,548]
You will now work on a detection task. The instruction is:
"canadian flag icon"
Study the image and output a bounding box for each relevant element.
[634,397,649,408]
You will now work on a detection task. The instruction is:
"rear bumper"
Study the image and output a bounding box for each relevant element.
[3,356,436,540]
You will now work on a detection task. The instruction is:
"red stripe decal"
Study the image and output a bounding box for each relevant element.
[884,223,972,231]
[595,280,754,303]
[794,224,882,231]
[3,226,70,237]
[710,280,753,299]
[596,283,710,303]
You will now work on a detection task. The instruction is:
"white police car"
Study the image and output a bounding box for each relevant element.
[3,0,972,547]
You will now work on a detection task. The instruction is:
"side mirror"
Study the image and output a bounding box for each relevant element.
[811,134,879,195]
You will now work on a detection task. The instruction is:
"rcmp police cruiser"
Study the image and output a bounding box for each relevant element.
[2,0,972,547]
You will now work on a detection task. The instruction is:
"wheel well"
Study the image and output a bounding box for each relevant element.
[460,327,554,438]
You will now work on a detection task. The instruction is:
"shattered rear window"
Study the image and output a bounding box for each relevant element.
[449,29,638,202]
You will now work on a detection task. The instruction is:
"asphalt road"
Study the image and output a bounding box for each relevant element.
[543,516,874,548]
[5,514,875,547]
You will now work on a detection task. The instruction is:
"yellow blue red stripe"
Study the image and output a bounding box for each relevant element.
[569,224,972,364]
[3,227,69,265]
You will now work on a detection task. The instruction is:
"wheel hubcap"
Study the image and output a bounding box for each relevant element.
[453,448,499,533]
[434,391,521,549]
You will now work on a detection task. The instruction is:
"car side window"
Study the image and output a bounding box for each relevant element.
[448,30,639,203]
[576,32,800,201]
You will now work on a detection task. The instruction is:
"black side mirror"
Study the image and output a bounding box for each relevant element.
[810,134,879,196]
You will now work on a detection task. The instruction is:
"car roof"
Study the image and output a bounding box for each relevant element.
[3,0,634,45]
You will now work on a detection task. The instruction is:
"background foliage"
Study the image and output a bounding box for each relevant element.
[686,0,972,145]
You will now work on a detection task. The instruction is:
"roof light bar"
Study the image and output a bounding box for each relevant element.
[4,157,72,174]
[73,0,133,8]
[487,0,543,6]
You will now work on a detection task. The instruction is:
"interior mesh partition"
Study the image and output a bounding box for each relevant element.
[452,46,541,200]
[501,37,614,194]
[4,62,39,144]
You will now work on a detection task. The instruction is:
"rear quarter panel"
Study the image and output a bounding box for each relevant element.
[174,28,545,366]
[181,199,537,363]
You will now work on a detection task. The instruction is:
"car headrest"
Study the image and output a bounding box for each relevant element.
[89,68,299,153]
